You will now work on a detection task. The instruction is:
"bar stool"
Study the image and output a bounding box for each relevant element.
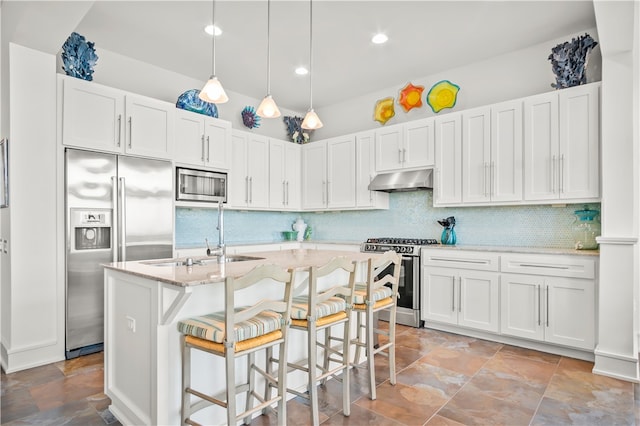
[178,264,294,426]
[351,251,401,400]
[283,257,356,426]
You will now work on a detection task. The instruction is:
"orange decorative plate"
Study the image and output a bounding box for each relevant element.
[374,97,395,125]
[426,80,460,113]
[398,82,424,112]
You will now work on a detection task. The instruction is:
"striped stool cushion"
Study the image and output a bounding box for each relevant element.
[290,296,346,320]
[352,284,393,304]
[178,309,283,344]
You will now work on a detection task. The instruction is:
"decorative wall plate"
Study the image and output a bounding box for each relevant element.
[374,97,395,125]
[241,106,261,129]
[176,89,219,118]
[398,83,424,112]
[426,80,460,113]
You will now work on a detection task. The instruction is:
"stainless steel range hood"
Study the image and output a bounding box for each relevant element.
[368,169,433,192]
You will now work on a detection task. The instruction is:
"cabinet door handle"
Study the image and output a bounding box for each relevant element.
[537,284,541,326]
[201,135,205,161]
[286,181,289,205]
[458,277,462,313]
[403,148,407,163]
[117,115,122,147]
[322,180,326,205]
[559,154,565,193]
[398,149,402,164]
[249,176,253,204]
[490,161,495,197]
[206,136,210,162]
[245,176,249,203]
[546,285,550,327]
[327,181,331,205]
[451,278,456,312]
[128,117,132,148]
[369,175,374,202]
[282,181,286,206]
[551,155,557,194]
[483,162,489,197]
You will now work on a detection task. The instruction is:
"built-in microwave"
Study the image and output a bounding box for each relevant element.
[176,167,227,203]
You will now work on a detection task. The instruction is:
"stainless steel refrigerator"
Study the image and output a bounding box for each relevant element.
[65,148,173,358]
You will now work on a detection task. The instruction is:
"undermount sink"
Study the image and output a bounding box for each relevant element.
[143,255,265,267]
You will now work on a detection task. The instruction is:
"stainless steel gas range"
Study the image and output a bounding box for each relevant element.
[361,237,439,327]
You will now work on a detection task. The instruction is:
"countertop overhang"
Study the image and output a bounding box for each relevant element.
[103,249,382,287]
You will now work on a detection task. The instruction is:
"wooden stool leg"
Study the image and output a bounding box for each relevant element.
[263,346,273,415]
[389,307,397,385]
[354,311,363,364]
[277,340,288,422]
[308,321,320,426]
[366,307,376,400]
[181,336,190,426]
[342,319,351,416]
[321,328,330,385]
[225,342,236,426]
[244,351,255,424]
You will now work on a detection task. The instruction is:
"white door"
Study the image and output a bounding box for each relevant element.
[302,141,327,209]
[462,107,491,203]
[204,117,231,170]
[62,77,124,152]
[434,113,462,205]
[558,83,600,200]
[284,143,302,210]
[269,139,286,208]
[174,110,205,166]
[421,267,457,325]
[544,277,595,350]
[327,136,356,208]
[523,92,559,201]
[375,124,403,172]
[491,100,523,202]
[125,95,174,159]
[500,273,544,341]
[458,270,499,333]
[228,132,248,207]
[404,118,435,168]
[356,131,375,207]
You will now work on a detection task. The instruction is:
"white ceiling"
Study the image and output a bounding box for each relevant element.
[3,1,596,112]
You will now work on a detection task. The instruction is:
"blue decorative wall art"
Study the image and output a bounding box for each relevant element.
[61,32,98,81]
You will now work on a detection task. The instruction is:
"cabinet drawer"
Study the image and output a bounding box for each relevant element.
[501,254,596,279]
[422,249,499,272]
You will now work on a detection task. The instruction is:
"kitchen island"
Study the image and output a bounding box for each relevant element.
[102,248,381,426]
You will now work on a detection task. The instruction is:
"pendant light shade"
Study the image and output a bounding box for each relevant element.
[199,0,228,104]
[301,0,323,130]
[257,0,281,118]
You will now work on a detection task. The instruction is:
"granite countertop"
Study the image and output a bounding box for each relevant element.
[421,244,600,257]
[103,248,380,287]
[175,240,363,250]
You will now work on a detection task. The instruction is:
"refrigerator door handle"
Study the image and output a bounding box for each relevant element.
[111,176,119,263]
[119,177,127,261]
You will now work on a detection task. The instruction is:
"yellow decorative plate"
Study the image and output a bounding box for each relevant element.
[426,80,460,113]
[374,97,395,125]
[398,82,424,112]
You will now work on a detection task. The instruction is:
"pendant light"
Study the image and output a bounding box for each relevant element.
[301,0,323,130]
[199,0,229,104]
[256,0,281,118]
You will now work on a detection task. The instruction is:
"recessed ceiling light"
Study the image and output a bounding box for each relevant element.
[204,25,222,36]
[295,67,309,76]
[371,33,388,44]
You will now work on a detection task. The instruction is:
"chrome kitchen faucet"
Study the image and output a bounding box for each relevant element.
[205,201,226,263]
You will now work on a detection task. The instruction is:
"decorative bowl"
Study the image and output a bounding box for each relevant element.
[282,231,297,241]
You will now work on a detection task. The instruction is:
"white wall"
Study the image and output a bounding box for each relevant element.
[313,27,599,139]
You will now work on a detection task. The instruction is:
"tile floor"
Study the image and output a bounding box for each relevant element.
[2,325,639,425]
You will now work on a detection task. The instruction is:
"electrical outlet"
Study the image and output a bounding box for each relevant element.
[126,316,136,333]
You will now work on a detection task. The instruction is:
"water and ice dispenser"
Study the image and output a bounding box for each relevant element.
[70,209,112,252]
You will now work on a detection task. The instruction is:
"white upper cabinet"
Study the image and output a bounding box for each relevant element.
[326,135,357,208]
[61,75,174,160]
[355,131,389,209]
[269,139,301,210]
[462,100,523,204]
[228,130,269,209]
[434,113,463,205]
[302,136,356,210]
[375,119,434,172]
[302,141,328,209]
[524,83,599,202]
[174,109,231,170]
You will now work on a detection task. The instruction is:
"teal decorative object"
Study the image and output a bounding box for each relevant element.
[572,206,600,250]
[438,216,457,245]
[61,32,98,81]
[241,106,261,129]
[176,89,218,118]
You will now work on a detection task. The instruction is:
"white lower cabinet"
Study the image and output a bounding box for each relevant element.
[421,249,597,353]
[422,249,500,333]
